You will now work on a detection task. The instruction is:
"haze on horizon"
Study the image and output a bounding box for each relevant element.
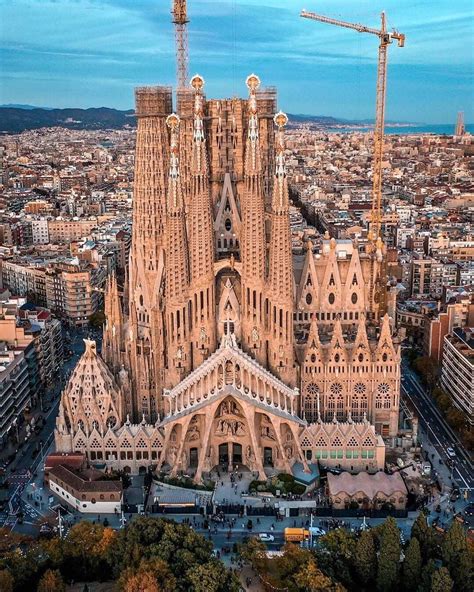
[0,0,473,124]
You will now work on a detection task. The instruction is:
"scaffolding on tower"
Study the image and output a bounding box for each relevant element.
[172,0,189,90]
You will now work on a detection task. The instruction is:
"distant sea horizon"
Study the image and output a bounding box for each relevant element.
[327,123,474,135]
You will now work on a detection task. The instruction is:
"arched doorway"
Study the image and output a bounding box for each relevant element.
[219,443,229,465]
[263,447,273,467]
[232,443,242,465]
[189,447,199,468]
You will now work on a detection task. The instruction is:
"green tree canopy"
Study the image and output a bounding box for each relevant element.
[411,512,436,562]
[354,530,376,587]
[430,567,453,592]
[0,569,14,592]
[402,537,422,592]
[186,560,240,592]
[37,569,66,592]
[376,517,400,592]
[442,521,472,592]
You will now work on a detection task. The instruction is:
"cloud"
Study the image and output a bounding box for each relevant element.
[0,0,472,122]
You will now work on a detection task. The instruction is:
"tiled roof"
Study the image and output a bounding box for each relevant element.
[49,464,122,493]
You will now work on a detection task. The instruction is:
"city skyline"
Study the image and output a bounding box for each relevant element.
[0,0,473,124]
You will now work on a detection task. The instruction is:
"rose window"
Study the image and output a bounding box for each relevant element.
[354,383,366,395]
[378,383,390,395]
[306,383,319,396]
[330,382,343,395]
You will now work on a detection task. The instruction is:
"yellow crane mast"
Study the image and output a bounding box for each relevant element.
[300,9,405,241]
[172,0,189,90]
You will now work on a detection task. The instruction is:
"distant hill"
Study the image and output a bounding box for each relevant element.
[0,105,414,134]
[0,107,135,133]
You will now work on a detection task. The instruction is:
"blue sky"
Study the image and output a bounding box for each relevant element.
[0,0,473,123]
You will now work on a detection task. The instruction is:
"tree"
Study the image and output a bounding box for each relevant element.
[442,521,472,592]
[316,527,356,589]
[62,521,115,581]
[376,517,400,592]
[293,559,335,592]
[430,567,453,592]
[414,357,438,388]
[446,407,466,431]
[37,569,66,592]
[411,512,436,562]
[137,558,177,592]
[432,388,451,414]
[238,537,267,571]
[402,537,422,591]
[121,570,160,592]
[0,570,14,592]
[442,521,467,568]
[418,559,436,592]
[354,530,376,587]
[186,560,240,592]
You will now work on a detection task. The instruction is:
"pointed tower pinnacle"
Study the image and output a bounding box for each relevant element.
[102,272,123,371]
[188,74,217,365]
[241,74,267,366]
[268,111,296,386]
[165,113,191,385]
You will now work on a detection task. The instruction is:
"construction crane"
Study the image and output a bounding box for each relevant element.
[172,0,189,90]
[300,9,405,241]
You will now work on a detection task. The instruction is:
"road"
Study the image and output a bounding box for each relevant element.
[1,329,99,531]
[401,359,474,495]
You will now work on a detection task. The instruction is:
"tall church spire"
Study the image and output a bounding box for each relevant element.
[188,75,217,365]
[165,113,191,385]
[268,111,296,385]
[128,86,172,421]
[240,74,267,365]
[103,272,123,372]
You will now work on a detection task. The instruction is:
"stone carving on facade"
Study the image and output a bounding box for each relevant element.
[216,419,246,437]
[261,425,276,440]
[186,425,200,441]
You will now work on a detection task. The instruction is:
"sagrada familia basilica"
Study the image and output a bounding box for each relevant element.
[55,73,401,481]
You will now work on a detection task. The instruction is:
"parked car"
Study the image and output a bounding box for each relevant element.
[446,447,456,459]
[464,503,474,517]
[258,533,275,542]
[310,527,326,536]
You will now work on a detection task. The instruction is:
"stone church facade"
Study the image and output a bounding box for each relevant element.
[55,74,400,479]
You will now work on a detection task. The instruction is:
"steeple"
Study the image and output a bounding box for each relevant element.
[188,75,217,364]
[102,272,123,371]
[165,113,191,385]
[267,111,296,385]
[128,86,172,422]
[240,74,267,365]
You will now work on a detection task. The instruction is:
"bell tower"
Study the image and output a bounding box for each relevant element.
[267,111,296,386]
[240,74,267,366]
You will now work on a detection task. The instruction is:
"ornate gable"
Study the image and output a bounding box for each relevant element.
[161,334,304,426]
[297,241,319,310]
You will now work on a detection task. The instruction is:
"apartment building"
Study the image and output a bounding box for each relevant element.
[0,346,31,449]
[48,218,98,243]
[45,261,105,327]
[424,291,474,363]
[441,328,474,426]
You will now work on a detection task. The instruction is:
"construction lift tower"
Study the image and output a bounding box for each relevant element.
[172,0,189,90]
[300,9,405,242]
